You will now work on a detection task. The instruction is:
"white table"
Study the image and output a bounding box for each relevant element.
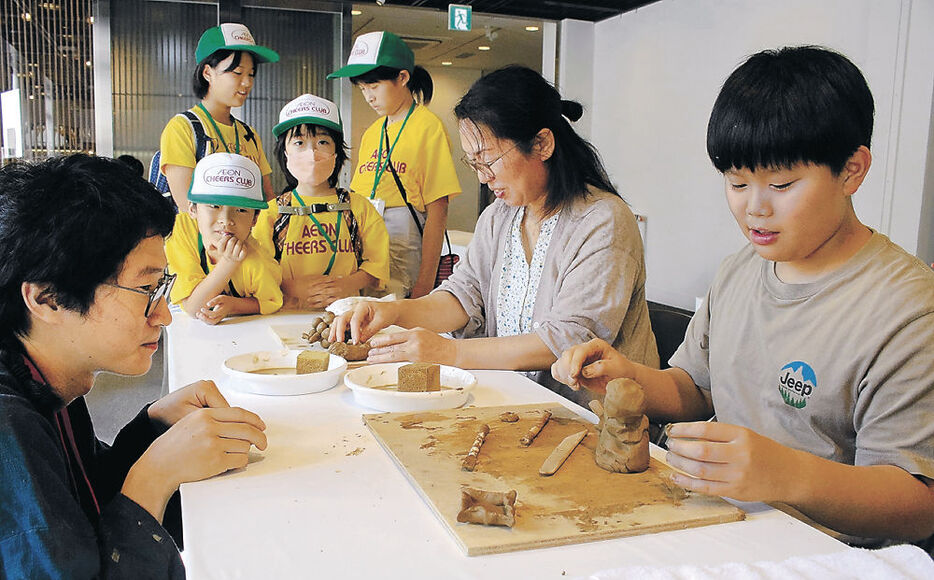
[166,311,847,579]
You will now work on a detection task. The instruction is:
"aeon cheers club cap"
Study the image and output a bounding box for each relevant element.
[196,23,279,64]
[327,31,414,79]
[273,94,343,138]
[188,153,268,210]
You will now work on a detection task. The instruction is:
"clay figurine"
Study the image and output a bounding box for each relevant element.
[456,487,517,527]
[594,378,649,473]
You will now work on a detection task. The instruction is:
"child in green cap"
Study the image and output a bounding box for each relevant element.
[328,31,461,299]
[166,152,283,324]
[157,23,279,212]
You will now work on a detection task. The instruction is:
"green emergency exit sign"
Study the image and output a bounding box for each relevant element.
[449,4,471,31]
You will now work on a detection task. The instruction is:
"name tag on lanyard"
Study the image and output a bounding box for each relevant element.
[368,197,386,216]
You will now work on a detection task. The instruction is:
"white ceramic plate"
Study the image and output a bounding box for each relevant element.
[343,362,476,412]
[222,350,347,396]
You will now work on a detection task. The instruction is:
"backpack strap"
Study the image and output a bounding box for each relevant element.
[182,110,210,161]
[231,114,256,145]
[337,189,364,266]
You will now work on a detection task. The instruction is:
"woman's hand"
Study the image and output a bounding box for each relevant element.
[329,300,402,345]
[365,328,458,365]
[148,379,229,427]
[664,421,805,503]
[551,338,635,393]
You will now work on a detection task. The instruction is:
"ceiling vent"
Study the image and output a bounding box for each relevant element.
[400,36,444,51]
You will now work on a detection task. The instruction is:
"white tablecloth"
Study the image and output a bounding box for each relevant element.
[166,311,848,579]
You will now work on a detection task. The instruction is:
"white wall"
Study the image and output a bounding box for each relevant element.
[349,67,482,232]
[557,19,595,140]
[581,0,934,310]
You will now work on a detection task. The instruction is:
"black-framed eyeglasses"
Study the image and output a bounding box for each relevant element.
[105,270,176,317]
[461,142,518,179]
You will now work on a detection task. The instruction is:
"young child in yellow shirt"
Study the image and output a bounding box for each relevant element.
[166,152,283,324]
[253,94,389,310]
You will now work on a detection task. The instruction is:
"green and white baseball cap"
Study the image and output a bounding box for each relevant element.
[189,153,268,209]
[273,94,343,138]
[196,23,279,64]
[327,31,414,79]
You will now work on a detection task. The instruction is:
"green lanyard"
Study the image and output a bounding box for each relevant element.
[293,190,342,275]
[197,103,240,154]
[371,101,416,199]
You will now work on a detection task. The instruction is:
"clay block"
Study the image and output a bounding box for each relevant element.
[398,363,441,392]
[328,341,371,361]
[296,350,329,374]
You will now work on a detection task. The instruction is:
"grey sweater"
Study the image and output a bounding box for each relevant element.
[437,188,658,406]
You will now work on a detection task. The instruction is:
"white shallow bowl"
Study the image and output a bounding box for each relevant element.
[344,362,476,412]
[222,350,347,396]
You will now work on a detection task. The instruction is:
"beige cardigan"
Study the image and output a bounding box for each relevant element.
[436,188,659,406]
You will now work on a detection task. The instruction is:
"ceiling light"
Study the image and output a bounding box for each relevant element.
[21,12,32,21]
[351,10,362,15]
[87,16,94,24]
[85,60,92,67]
[477,45,490,51]
[525,26,540,32]
[441,61,452,66]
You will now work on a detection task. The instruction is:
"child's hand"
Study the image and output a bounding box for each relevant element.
[551,338,635,393]
[302,276,357,309]
[197,295,234,324]
[665,421,804,503]
[217,234,247,264]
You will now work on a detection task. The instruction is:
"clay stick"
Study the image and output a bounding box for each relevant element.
[462,424,491,471]
[539,430,588,476]
[519,410,552,446]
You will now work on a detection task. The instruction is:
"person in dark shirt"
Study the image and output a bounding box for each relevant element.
[0,154,268,578]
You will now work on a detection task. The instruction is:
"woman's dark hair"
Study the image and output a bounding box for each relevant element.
[453,65,618,213]
[0,154,175,339]
[274,124,349,193]
[192,50,258,99]
[707,45,874,174]
[351,65,433,105]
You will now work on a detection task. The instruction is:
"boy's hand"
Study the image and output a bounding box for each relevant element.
[366,328,457,366]
[217,234,247,264]
[197,295,235,324]
[148,379,229,427]
[329,301,401,346]
[665,421,804,503]
[551,338,635,393]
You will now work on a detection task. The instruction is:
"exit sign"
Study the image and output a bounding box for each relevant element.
[449,4,471,31]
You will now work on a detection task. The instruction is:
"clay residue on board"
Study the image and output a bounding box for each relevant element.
[345,447,365,456]
[397,406,689,532]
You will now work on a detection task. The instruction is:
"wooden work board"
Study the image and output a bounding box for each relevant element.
[363,403,745,556]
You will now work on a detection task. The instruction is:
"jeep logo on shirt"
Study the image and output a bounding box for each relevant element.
[777,361,817,409]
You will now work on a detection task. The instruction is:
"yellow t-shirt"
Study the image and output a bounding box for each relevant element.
[165,214,283,315]
[159,106,273,176]
[350,105,461,212]
[253,189,390,287]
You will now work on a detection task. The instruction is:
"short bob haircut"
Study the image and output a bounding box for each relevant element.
[274,123,349,193]
[0,154,175,340]
[350,65,434,105]
[192,50,258,99]
[454,65,618,215]
[707,45,874,175]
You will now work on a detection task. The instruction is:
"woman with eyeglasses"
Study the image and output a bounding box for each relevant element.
[328,31,461,299]
[330,66,659,407]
